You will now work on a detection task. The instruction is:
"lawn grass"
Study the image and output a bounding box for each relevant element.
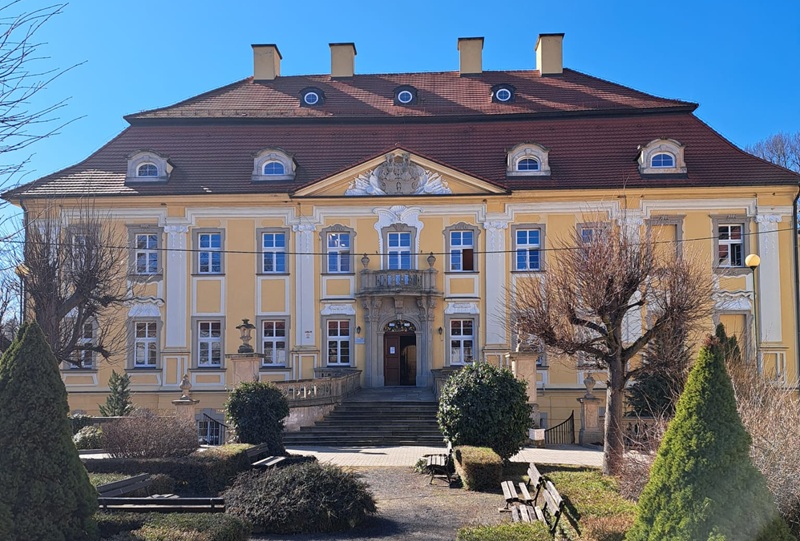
[88,472,131,487]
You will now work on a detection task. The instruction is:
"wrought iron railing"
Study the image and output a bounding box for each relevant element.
[198,413,228,445]
[544,411,575,445]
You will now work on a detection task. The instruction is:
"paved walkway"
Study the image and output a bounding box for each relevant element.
[285,443,602,468]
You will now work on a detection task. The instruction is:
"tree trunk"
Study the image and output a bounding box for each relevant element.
[603,358,626,476]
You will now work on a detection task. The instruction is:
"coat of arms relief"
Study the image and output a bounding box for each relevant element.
[345,153,452,196]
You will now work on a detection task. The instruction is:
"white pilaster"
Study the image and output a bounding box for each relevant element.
[482,219,509,345]
[755,214,782,343]
[164,223,190,347]
[293,223,317,347]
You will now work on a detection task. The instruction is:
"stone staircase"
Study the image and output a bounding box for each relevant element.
[283,389,443,447]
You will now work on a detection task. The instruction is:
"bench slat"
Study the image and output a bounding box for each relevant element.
[519,504,533,523]
[518,482,533,504]
[510,506,520,523]
[96,474,151,496]
[534,505,545,522]
[252,456,287,468]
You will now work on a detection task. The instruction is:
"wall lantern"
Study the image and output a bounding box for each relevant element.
[236,318,256,354]
[438,326,444,335]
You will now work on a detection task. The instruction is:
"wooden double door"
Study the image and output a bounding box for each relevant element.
[384,333,417,386]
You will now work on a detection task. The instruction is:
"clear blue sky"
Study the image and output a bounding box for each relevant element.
[5,0,799,185]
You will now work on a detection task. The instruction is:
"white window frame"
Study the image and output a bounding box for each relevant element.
[133,320,158,368]
[448,318,476,365]
[126,151,171,182]
[447,229,476,272]
[196,320,223,368]
[387,231,412,270]
[259,230,287,274]
[512,225,544,271]
[195,230,224,274]
[717,223,744,268]
[70,321,95,369]
[252,148,295,181]
[134,232,159,275]
[638,138,687,174]
[325,319,352,366]
[507,143,550,176]
[650,153,675,168]
[260,319,288,367]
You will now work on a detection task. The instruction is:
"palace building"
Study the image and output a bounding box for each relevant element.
[6,34,799,437]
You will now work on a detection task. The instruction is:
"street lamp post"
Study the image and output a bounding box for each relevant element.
[745,253,761,370]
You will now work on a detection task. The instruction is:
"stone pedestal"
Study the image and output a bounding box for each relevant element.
[172,373,198,425]
[578,374,603,446]
[226,354,264,388]
[506,351,540,428]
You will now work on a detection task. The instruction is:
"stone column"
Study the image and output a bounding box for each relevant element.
[172,373,198,425]
[507,351,540,441]
[578,373,603,446]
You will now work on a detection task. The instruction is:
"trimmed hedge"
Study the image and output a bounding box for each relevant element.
[96,513,249,541]
[454,446,503,491]
[457,522,551,541]
[438,363,532,460]
[225,381,289,454]
[225,462,376,534]
[83,444,252,495]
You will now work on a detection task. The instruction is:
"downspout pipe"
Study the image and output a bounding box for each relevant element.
[794,187,800,388]
[18,199,28,325]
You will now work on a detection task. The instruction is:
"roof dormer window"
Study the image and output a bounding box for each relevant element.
[300,87,325,107]
[394,86,418,105]
[126,151,171,183]
[651,153,675,168]
[253,148,295,182]
[507,143,550,177]
[492,84,515,103]
[137,163,159,177]
[638,139,687,175]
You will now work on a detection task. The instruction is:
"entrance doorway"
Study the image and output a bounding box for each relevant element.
[383,320,417,386]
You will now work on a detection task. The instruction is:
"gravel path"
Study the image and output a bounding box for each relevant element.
[251,466,507,541]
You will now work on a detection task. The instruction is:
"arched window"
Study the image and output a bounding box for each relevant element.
[263,161,286,175]
[651,153,675,168]
[516,157,540,172]
[137,163,158,177]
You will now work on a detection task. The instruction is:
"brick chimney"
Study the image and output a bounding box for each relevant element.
[535,33,564,76]
[457,37,484,76]
[330,42,356,78]
[252,44,281,81]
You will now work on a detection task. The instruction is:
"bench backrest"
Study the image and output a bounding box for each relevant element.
[96,474,151,496]
[528,464,545,500]
[542,480,564,517]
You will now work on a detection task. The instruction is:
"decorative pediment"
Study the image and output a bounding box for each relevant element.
[292,149,507,197]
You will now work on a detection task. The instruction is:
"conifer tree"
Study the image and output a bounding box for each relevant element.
[98,369,134,417]
[0,323,98,540]
[626,338,793,541]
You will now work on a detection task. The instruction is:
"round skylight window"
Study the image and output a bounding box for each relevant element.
[495,87,513,102]
[303,91,320,106]
[397,90,414,104]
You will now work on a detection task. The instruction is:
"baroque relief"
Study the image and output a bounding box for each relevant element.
[345,153,452,196]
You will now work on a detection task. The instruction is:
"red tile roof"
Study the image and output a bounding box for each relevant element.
[6,69,798,200]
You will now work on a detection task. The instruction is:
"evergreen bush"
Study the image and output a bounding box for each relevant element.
[626,340,794,541]
[224,462,376,533]
[437,363,532,460]
[73,424,104,449]
[0,323,98,540]
[225,381,289,453]
[98,370,134,416]
[453,446,503,491]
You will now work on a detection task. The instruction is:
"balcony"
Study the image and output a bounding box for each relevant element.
[357,253,441,296]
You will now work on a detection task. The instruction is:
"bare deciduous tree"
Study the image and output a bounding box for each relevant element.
[511,219,712,475]
[746,131,800,173]
[20,201,135,366]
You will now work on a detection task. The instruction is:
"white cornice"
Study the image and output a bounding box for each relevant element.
[641,198,757,217]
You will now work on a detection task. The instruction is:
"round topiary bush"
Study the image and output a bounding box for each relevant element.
[225,381,290,454]
[73,425,104,450]
[224,462,376,534]
[438,362,532,460]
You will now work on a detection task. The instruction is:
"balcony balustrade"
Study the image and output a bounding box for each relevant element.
[357,253,441,296]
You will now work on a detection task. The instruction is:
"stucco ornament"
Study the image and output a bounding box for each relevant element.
[345,153,452,196]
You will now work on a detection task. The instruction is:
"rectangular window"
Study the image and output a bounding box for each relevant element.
[198,321,222,367]
[198,232,222,274]
[262,232,286,273]
[261,320,287,367]
[450,231,474,271]
[449,319,474,365]
[515,229,541,271]
[326,320,351,365]
[717,224,744,267]
[580,227,599,244]
[135,233,159,274]
[327,233,351,273]
[133,321,158,368]
[387,232,412,270]
[71,321,94,369]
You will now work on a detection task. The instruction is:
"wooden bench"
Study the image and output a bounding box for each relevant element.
[97,496,225,513]
[245,442,274,463]
[422,442,453,485]
[500,463,564,534]
[96,474,153,497]
[251,455,287,469]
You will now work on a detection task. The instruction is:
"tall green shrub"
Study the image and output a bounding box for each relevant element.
[437,363,532,460]
[225,381,290,454]
[0,323,98,540]
[626,340,793,541]
[98,369,134,416]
